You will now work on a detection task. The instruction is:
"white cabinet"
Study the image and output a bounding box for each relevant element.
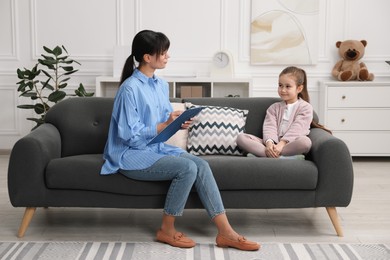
[95,76,251,98]
[319,81,390,156]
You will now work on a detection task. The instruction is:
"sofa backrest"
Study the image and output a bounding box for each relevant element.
[45,96,283,157]
[45,97,113,157]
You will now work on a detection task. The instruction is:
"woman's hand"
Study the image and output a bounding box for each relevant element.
[157,111,192,133]
[180,118,193,129]
[169,111,194,129]
[167,110,182,124]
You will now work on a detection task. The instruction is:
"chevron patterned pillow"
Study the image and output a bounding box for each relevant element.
[186,104,249,155]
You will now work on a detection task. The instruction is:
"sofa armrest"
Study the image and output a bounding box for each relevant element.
[308,128,354,207]
[8,123,61,207]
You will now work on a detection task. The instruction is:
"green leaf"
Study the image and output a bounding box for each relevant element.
[17,68,25,79]
[17,82,27,92]
[58,83,67,89]
[27,66,40,79]
[39,59,57,68]
[26,83,35,90]
[75,83,94,97]
[41,54,55,61]
[25,70,33,80]
[17,104,35,109]
[64,69,78,75]
[43,46,54,54]
[62,45,68,54]
[20,92,37,98]
[53,46,62,56]
[57,55,69,61]
[61,66,74,72]
[41,79,54,91]
[34,103,46,114]
[59,77,70,83]
[28,117,46,131]
[41,70,53,79]
[31,64,40,74]
[61,59,74,64]
[27,117,44,123]
[48,90,66,102]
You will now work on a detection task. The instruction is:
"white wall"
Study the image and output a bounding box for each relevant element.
[1,0,390,150]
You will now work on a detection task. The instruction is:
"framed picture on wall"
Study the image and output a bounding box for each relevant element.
[250,0,319,65]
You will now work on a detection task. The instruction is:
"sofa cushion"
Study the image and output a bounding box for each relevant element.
[45,154,318,196]
[203,155,318,190]
[45,154,172,196]
[186,104,248,155]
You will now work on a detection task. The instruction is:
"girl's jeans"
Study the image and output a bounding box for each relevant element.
[119,152,225,219]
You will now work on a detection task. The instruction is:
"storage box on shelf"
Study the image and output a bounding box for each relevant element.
[95,76,251,98]
[319,81,390,156]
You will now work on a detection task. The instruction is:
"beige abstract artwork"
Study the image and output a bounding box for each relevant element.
[251,0,319,65]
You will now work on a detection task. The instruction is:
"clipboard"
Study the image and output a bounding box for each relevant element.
[148,106,204,145]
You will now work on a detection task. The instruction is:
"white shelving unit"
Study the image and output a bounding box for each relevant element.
[95,76,252,98]
[319,81,390,156]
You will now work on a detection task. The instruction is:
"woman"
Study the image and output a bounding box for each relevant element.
[101,30,260,251]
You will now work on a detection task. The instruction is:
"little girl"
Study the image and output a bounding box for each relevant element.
[237,66,328,158]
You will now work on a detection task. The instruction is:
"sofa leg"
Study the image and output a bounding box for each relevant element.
[17,207,36,238]
[326,207,343,237]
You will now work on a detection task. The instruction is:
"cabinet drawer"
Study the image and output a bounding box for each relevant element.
[327,87,390,108]
[334,131,390,155]
[327,109,390,130]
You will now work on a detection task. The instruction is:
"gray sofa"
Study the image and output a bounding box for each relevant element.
[8,97,354,238]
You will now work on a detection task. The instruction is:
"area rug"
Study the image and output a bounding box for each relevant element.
[1,241,389,260]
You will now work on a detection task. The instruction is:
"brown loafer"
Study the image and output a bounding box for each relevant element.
[216,234,260,251]
[156,229,196,248]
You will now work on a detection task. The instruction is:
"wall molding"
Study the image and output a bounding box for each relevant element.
[343,0,351,39]
[134,0,141,33]
[219,0,227,51]
[135,0,222,63]
[0,87,19,135]
[30,0,121,62]
[318,0,331,63]
[0,0,18,60]
[238,1,249,63]
[116,0,124,45]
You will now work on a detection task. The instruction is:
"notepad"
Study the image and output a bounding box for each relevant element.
[148,107,204,145]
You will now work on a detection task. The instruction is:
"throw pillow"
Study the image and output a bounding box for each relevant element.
[164,102,188,150]
[186,104,249,155]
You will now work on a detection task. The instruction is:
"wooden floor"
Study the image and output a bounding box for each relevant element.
[1,154,389,245]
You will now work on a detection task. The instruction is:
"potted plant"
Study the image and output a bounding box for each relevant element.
[16,45,94,130]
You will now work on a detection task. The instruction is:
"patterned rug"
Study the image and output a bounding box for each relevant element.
[1,241,389,260]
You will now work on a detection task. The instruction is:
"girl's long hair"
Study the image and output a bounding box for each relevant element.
[280,66,332,134]
[120,30,170,85]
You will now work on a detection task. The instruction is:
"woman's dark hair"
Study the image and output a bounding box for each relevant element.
[280,66,332,134]
[120,30,170,85]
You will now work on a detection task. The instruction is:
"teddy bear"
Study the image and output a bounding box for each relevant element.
[332,40,374,81]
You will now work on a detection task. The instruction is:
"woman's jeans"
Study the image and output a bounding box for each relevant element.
[120,153,225,219]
